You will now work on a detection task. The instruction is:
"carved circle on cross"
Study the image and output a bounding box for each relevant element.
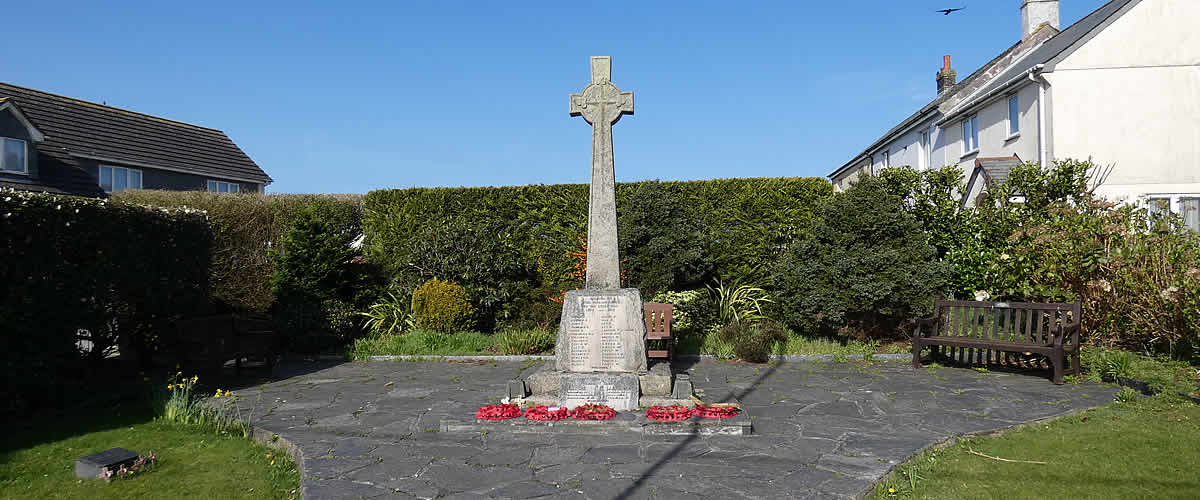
[576,82,630,126]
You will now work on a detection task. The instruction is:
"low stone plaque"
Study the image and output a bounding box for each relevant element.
[555,288,647,373]
[559,373,639,411]
[75,447,140,479]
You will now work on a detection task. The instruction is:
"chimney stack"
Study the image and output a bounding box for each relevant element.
[936,55,957,94]
[1022,0,1060,39]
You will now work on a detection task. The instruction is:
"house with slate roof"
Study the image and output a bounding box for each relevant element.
[829,0,1199,230]
[0,82,271,197]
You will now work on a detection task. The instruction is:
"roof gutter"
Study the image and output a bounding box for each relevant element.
[938,64,1045,126]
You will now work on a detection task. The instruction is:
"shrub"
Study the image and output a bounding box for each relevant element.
[495,329,557,355]
[772,175,949,339]
[359,291,414,337]
[618,181,714,292]
[1,190,210,417]
[270,206,369,352]
[707,279,773,326]
[390,217,537,331]
[411,279,476,332]
[648,289,717,335]
[362,177,832,329]
[943,160,1200,356]
[115,190,365,313]
[715,320,787,363]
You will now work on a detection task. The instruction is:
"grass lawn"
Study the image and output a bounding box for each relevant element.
[0,405,298,500]
[873,394,1200,499]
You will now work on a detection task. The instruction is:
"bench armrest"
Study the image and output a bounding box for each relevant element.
[1050,322,1081,347]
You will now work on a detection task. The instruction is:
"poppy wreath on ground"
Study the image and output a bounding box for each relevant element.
[645,404,693,421]
[691,406,739,419]
[524,405,572,421]
[572,403,617,421]
[476,404,522,420]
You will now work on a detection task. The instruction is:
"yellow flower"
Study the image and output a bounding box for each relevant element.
[142,377,150,382]
[266,453,271,458]
[270,460,275,465]
[889,488,896,494]
[191,375,199,383]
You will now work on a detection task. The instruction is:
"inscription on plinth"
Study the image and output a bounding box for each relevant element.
[555,288,647,373]
[559,374,640,411]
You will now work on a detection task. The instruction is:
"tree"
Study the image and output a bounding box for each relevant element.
[772,175,949,339]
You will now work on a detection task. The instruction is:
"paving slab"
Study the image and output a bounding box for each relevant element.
[233,358,1118,499]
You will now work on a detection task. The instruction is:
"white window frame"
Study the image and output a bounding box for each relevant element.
[881,150,890,170]
[961,115,979,156]
[1147,195,1200,232]
[919,130,931,170]
[1007,95,1020,139]
[207,180,241,194]
[98,165,142,193]
[1,137,29,174]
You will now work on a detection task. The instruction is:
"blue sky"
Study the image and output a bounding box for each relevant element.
[2,1,1107,193]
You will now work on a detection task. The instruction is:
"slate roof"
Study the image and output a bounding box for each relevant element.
[942,0,1137,121]
[0,82,271,196]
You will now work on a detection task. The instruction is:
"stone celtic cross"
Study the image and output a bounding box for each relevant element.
[570,56,633,290]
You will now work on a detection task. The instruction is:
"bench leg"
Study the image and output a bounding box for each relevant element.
[911,340,922,369]
[1072,349,1082,376]
[1051,349,1065,385]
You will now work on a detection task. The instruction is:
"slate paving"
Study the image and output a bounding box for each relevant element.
[231,359,1117,499]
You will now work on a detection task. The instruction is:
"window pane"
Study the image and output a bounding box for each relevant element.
[962,121,970,151]
[100,166,113,192]
[230,184,239,193]
[113,167,127,192]
[207,180,218,192]
[971,116,979,149]
[128,170,142,189]
[1182,198,1200,232]
[1009,96,1020,134]
[218,182,228,193]
[2,138,25,172]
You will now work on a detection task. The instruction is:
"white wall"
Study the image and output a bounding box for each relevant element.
[946,82,1042,171]
[1046,0,1200,204]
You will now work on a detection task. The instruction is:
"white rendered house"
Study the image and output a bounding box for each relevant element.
[830,0,1200,230]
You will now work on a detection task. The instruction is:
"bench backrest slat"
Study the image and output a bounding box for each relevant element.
[933,299,1080,345]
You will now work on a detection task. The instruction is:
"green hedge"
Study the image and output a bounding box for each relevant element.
[363,177,832,330]
[115,191,363,313]
[0,189,211,416]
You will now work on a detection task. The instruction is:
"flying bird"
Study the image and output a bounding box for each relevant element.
[936,7,965,15]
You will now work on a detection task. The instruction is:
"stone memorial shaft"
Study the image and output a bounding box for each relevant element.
[569,56,633,290]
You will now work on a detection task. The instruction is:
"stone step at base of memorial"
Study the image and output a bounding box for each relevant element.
[520,394,692,409]
[439,409,751,436]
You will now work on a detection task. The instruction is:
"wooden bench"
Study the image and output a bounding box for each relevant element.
[644,302,674,361]
[912,299,1082,384]
[174,312,278,377]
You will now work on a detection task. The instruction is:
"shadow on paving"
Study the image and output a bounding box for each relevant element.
[613,359,785,500]
[233,358,1119,499]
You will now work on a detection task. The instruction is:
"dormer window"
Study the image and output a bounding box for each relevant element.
[1,137,27,174]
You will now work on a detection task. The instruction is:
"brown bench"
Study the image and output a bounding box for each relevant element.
[644,302,674,361]
[175,312,278,377]
[912,299,1081,384]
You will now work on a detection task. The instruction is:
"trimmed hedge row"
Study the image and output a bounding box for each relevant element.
[363,177,832,330]
[115,191,363,313]
[0,189,211,416]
